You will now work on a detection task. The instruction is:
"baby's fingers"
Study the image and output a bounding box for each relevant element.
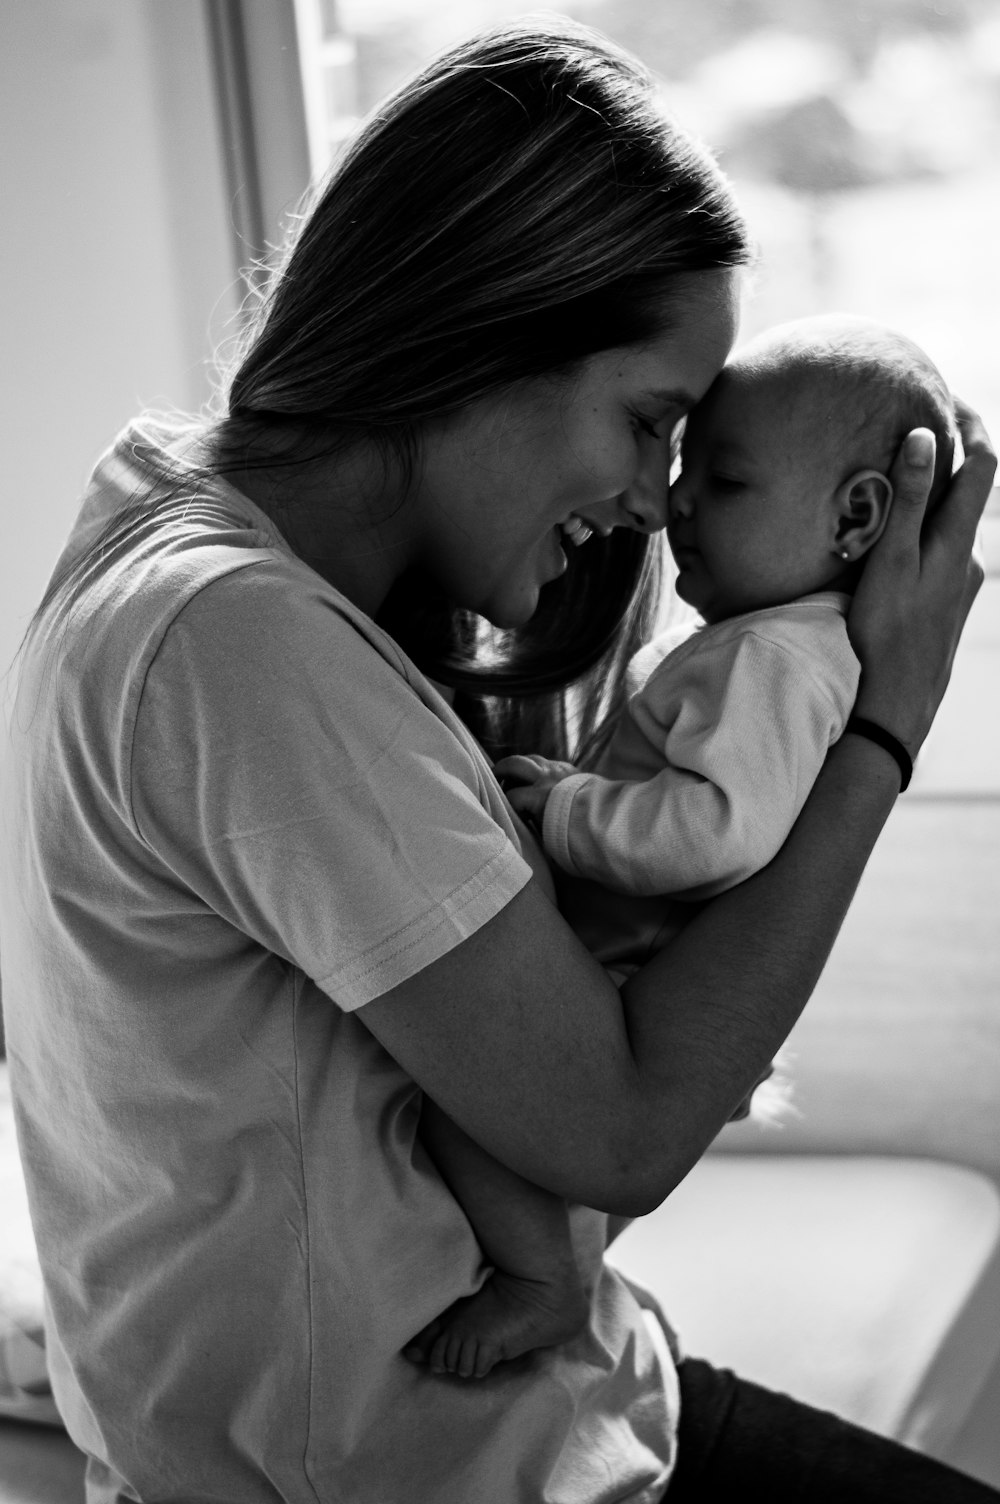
[494,754,553,790]
[505,782,551,823]
[495,754,577,790]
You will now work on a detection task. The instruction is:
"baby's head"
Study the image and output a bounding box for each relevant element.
[668,314,956,624]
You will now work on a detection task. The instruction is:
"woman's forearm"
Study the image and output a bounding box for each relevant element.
[616,732,901,1202]
[362,732,902,1219]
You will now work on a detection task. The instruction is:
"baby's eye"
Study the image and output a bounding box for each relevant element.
[710,473,746,495]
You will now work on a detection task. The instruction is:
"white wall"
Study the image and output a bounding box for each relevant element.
[0,0,308,718]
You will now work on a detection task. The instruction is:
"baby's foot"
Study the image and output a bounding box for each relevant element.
[403,1268,590,1380]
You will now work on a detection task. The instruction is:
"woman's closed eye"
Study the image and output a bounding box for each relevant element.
[630,410,662,440]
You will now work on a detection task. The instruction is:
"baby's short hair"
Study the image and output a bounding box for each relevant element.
[736,314,957,505]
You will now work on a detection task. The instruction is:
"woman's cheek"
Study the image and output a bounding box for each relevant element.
[565,419,634,504]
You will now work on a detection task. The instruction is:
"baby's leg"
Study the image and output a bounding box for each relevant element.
[403,1098,590,1379]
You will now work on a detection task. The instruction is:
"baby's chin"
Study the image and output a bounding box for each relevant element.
[672,572,734,625]
[672,573,710,618]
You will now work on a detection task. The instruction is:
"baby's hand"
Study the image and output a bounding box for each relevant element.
[494,754,579,823]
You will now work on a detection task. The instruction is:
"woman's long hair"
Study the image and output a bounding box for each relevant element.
[39,18,752,759]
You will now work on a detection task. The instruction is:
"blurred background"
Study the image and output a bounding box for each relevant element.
[311,0,1000,424]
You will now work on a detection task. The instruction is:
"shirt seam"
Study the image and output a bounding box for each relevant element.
[125,557,273,843]
[290,970,324,1504]
[740,626,858,717]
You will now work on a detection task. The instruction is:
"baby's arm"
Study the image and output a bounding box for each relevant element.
[500,623,858,899]
[497,755,579,824]
[404,1098,589,1379]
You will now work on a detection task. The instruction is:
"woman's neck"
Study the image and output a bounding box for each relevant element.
[213,429,420,619]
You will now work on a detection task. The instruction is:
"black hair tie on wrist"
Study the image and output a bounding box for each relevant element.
[844,715,914,792]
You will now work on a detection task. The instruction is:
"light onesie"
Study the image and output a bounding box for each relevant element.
[542,596,861,974]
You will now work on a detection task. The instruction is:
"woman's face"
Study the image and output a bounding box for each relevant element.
[413,270,741,628]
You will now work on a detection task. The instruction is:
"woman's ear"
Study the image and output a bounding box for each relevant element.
[832,469,892,561]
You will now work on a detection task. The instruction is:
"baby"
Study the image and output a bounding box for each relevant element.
[404,314,957,1381]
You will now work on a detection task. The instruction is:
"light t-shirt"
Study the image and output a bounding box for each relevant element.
[0,424,679,1503]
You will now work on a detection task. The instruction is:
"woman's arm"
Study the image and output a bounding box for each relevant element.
[359,412,994,1218]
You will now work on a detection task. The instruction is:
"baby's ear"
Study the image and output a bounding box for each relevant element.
[833,469,892,560]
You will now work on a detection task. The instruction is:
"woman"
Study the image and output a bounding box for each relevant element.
[1,19,994,1503]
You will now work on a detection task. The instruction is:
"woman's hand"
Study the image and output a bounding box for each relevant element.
[848,404,996,756]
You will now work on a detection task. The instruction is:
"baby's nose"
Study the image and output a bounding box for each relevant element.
[668,473,695,519]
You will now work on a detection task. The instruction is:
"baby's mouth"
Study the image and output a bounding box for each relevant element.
[667,524,697,558]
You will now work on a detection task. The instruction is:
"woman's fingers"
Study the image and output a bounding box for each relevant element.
[849,399,995,752]
[878,405,995,579]
[942,399,998,550]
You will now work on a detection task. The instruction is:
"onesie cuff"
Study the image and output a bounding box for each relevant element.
[541,773,594,875]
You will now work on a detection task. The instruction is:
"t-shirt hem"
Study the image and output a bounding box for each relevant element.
[318,840,532,1010]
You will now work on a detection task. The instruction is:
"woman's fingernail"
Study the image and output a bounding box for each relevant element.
[903,429,934,467]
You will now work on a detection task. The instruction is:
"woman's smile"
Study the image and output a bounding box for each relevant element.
[413,270,740,628]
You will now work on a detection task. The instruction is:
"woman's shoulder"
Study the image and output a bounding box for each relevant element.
[24,422,432,768]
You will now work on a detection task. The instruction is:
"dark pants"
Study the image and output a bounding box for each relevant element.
[665,1358,1000,1502]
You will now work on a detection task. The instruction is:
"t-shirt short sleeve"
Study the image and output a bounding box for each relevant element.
[129,560,532,1009]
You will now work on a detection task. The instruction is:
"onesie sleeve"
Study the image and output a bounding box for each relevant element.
[542,622,858,899]
[129,562,532,1009]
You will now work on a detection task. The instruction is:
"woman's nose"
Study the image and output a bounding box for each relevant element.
[620,436,671,534]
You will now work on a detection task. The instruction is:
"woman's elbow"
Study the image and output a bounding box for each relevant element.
[568,1136,693,1219]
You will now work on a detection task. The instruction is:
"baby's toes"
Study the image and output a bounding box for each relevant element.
[427,1331,454,1374]
[472,1341,498,1380]
[402,1317,442,1365]
[446,1332,475,1376]
[454,1336,484,1380]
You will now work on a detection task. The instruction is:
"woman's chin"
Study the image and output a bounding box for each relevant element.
[481,550,567,628]
[479,575,549,629]
[485,596,539,629]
